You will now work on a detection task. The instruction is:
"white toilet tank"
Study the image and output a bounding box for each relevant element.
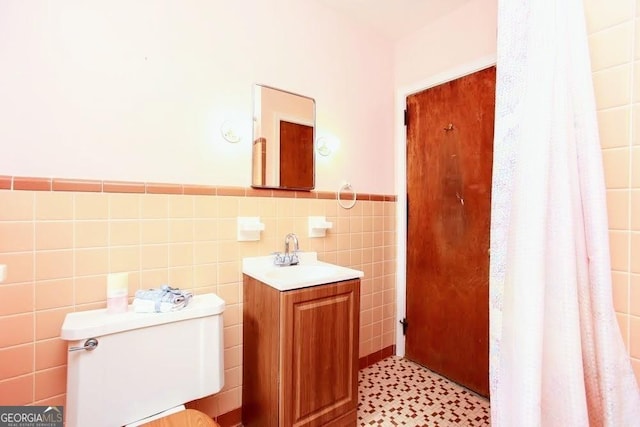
[61,293,225,427]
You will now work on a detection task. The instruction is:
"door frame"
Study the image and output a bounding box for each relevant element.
[394,54,496,357]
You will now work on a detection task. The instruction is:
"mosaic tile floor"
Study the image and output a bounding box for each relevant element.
[358,356,490,426]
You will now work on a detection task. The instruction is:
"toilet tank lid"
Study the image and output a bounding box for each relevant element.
[60,293,225,341]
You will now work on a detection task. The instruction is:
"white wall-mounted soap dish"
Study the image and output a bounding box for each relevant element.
[308,216,333,238]
[237,217,265,241]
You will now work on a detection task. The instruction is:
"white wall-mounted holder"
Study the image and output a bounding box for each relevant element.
[308,216,333,238]
[221,120,241,143]
[316,137,332,156]
[237,217,265,241]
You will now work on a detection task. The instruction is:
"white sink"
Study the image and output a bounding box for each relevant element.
[242,252,363,291]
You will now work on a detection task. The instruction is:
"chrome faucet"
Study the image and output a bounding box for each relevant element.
[284,233,299,256]
[274,233,300,266]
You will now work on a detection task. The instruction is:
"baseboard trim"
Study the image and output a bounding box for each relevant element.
[358,345,396,370]
[215,407,242,427]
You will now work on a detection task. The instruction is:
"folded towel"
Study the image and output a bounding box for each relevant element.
[133,285,193,313]
[133,298,187,313]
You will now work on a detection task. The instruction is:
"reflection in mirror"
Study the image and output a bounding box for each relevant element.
[252,84,315,190]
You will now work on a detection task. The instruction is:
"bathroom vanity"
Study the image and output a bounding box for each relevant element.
[242,254,363,427]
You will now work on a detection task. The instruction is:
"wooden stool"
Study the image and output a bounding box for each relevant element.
[141,409,220,427]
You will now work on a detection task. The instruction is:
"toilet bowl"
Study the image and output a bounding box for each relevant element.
[61,293,225,427]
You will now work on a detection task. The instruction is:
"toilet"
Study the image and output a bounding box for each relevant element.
[60,293,225,427]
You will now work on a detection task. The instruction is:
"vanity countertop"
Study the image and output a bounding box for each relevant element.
[242,252,363,291]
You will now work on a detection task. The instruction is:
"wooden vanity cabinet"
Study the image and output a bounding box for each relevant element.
[242,275,360,427]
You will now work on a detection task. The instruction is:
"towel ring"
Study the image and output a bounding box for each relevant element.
[337,182,357,210]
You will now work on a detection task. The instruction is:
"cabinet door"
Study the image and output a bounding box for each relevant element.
[280,280,360,427]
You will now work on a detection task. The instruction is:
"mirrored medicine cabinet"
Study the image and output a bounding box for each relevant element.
[251,84,315,190]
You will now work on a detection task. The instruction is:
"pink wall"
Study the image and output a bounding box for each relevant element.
[394,0,497,88]
[0,182,397,418]
[584,0,640,382]
[0,0,399,419]
[0,0,395,194]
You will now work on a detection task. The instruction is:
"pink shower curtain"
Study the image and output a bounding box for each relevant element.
[489,0,640,425]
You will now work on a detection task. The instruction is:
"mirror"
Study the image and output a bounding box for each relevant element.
[252,84,315,190]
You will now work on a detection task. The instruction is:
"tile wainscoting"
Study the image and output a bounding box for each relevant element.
[0,175,397,421]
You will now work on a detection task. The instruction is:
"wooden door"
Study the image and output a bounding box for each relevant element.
[405,66,495,397]
[280,280,360,427]
[279,120,314,189]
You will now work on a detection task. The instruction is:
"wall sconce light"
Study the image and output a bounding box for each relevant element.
[221,120,241,143]
[316,137,332,156]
